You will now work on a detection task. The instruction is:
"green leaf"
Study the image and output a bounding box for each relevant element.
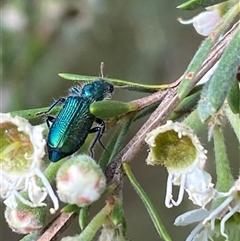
[198,27,240,122]
[170,85,202,120]
[197,81,213,122]
[177,0,229,10]
[58,73,168,93]
[90,100,137,119]
[123,163,172,241]
[99,113,135,170]
[111,197,127,233]
[227,78,240,114]
[67,204,112,241]
[61,204,80,213]
[212,126,234,208]
[108,114,135,163]
[20,233,40,241]
[224,103,240,142]
[79,206,90,230]
[99,126,122,170]
[10,106,61,120]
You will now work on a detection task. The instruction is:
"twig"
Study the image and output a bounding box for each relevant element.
[39,20,240,240]
[105,20,240,184]
[37,212,78,241]
[169,20,240,88]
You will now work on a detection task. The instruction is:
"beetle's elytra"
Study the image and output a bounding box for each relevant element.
[41,79,114,162]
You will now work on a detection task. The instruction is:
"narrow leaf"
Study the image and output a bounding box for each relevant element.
[58,73,168,93]
[61,204,80,213]
[170,86,202,120]
[123,163,172,241]
[198,27,240,121]
[177,4,240,99]
[212,125,234,208]
[177,0,229,10]
[10,106,61,120]
[197,80,213,122]
[227,78,240,114]
[79,207,90,230]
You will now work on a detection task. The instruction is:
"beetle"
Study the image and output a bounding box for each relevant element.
[39,79,114,162]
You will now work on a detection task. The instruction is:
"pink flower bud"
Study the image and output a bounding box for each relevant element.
[5,205,46,234]
[56,155,106,207]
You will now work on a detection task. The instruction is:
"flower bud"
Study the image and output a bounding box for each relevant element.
[56,154,106,207]
[5,204,46,234]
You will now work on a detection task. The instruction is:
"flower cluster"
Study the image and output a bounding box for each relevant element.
[145,116,240,240]
[0,113,58,232]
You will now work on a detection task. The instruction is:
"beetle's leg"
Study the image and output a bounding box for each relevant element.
[46,116,55,128]
[95,118,106,148]
[89,118,105,156]
[36,97,66,116]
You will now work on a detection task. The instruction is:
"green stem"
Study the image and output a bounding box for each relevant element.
[212,125,234,209]
[43,158,66,182]
[61,204,113,241]
[183,108,205,134]
[99,114,135,170]
[109,114,136,163]
[99,126,122,170]
[123,163,172,241]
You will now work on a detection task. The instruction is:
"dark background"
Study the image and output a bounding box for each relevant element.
[1,1,239,241]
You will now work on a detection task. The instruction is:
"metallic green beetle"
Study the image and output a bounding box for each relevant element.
[42,79,114,162]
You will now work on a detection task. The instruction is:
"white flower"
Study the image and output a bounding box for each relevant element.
[175,177,240,240]
[174,208,213,241]
[178,8,222,36]
[203,177,240,239]
[145,121,216,208]
[0,113,59,212]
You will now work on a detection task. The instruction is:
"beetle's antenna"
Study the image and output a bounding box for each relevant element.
[100,62,104,78]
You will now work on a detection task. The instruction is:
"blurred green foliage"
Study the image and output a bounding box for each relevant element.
[1,0,201,113]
